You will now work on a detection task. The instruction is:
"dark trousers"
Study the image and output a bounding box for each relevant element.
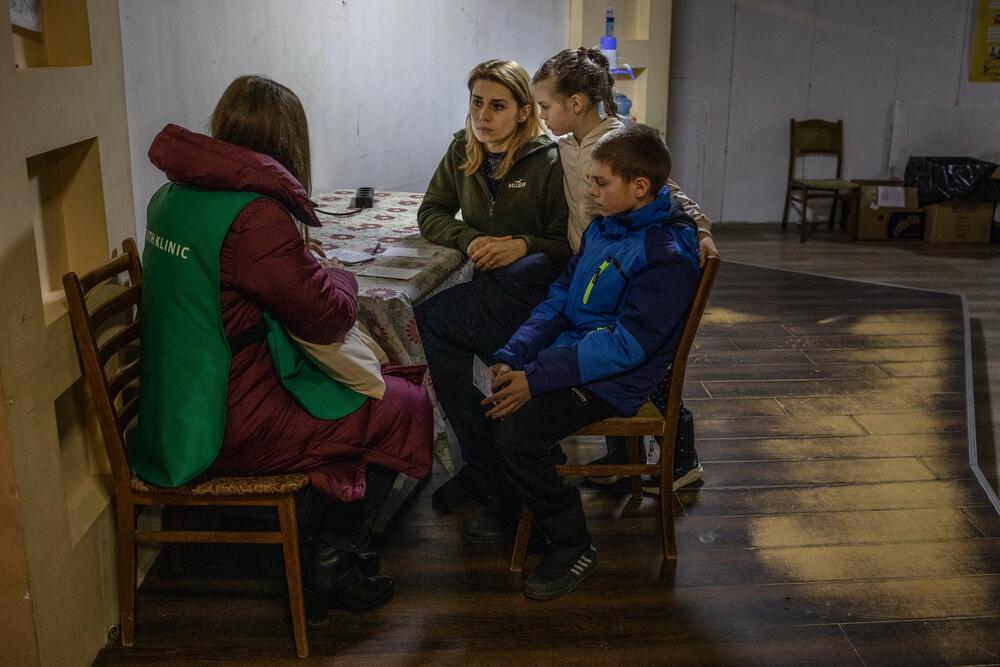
[415,255,562,479]
[491,387,616,547]
[299,464,396,551]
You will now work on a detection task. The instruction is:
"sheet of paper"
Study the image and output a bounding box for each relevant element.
[327,248,376,265]
[876,186,905,209]
[381,246,437,258]
[357,265,422,280]
[473,355,494,397]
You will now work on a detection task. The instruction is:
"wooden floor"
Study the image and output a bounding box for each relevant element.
[94,232,1000,666]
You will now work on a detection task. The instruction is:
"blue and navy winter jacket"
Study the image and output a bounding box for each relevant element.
[494,186,701,415]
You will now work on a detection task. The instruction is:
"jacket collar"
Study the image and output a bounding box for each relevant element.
[598,185,673,239]
[148,124,321,226]
[454,129,554,164]
[579,116,624,149]
[556,116,624,152]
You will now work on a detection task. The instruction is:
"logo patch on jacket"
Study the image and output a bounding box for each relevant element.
[507,178,527,189]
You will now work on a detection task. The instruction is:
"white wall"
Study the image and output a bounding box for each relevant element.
[120,0,568,242]
[666,0,1000,223]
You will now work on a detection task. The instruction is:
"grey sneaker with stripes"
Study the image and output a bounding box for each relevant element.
[523,545,599,600]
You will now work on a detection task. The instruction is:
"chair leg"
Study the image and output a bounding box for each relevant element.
[656,436,678,560]
[828,197,837,229]
[116,501,137,647]
[799,190,809,243]
[510,505,534,572]
[277,496,309,659]
[781,184,792,229]
[659,484,678,561]
[626,436,644,503]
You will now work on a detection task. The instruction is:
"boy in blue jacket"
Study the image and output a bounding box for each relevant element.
[474,123,701,600]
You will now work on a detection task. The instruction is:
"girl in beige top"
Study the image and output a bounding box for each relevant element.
[533,47,719,265]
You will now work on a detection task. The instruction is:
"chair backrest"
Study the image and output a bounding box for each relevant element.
[788,118,844,179]
[661,255,720,430]
[63,238,143,496]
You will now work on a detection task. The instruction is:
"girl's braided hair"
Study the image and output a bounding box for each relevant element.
[533,47,617,118]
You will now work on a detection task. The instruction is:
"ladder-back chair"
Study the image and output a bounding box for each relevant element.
[510,256,720,571]
[781,119,857,243]
[63,238,311,658]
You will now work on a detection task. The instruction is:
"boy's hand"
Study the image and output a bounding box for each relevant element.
[490,363,512,382]
[470,237,527,271]
[697,233,720,268]
[483,369,530,419]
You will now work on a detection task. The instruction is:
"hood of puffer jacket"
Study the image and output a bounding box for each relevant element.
[147,123,321,227]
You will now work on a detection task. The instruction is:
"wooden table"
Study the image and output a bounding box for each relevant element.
[308,191,471,511]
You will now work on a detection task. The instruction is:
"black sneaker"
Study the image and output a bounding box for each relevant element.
[642,448,703,494]
[431,465,488,512]
[523,544,599,600]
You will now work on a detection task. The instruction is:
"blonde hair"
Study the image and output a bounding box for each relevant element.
[461,60,542,179]
[210,75,312,193]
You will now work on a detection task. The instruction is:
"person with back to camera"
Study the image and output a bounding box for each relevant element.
[135,75,433,625]
[465,123,702,599]
[532,47,720,493]
[415,59,570,514]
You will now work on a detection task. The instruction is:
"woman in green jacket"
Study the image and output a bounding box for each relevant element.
[416,59,570,514]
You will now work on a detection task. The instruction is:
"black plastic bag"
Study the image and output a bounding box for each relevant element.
[904,157,1000,207]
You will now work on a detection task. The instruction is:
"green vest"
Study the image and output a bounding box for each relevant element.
[131,184,365,487]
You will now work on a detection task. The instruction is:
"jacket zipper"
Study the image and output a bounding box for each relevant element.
[475,141,546,223]
[582,260,610,304]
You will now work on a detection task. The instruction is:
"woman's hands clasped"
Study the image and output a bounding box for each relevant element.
[482,363,531,419]
[467,236,528,271]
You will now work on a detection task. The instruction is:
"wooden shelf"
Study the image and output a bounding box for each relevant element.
[569,0,672,131]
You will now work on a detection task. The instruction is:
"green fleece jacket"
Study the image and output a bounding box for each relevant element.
[418,130,570,263]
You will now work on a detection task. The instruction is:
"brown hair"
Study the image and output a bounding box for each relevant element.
[532,47,618,118]
[210,75,312,193]
[461,60,542,179]
[592,123,672,193]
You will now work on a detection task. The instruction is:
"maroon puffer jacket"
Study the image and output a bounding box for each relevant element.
[146,125,432,500]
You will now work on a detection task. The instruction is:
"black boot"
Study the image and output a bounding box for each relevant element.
[305,548,393,624]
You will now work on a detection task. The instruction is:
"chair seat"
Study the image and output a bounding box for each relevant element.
[791,178,857,191]
[131,472,309,496]
[575,400,664,436]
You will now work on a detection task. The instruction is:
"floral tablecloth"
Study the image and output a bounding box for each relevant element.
[310,191,471,476]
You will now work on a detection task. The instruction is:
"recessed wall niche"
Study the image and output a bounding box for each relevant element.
[56,377,111,546]
[10,0,92,69]
[26,138,110,324]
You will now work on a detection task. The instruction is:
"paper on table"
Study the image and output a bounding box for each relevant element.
[473,355,494,397]
[357,265,422,280]
[381,246,437,258]
[327,248,376,265]
[876,186,905,209]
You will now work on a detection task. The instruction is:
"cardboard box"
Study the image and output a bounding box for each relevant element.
[924,201,994,243]
[851,184,924,240]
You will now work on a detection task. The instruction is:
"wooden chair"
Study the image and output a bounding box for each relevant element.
[510,256,720,571]
[63,238,311,658]
[781,119,857,243]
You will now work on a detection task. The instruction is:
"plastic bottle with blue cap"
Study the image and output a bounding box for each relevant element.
[600,7,617,69]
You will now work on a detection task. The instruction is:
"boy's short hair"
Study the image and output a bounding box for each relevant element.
[591,123,672,193]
